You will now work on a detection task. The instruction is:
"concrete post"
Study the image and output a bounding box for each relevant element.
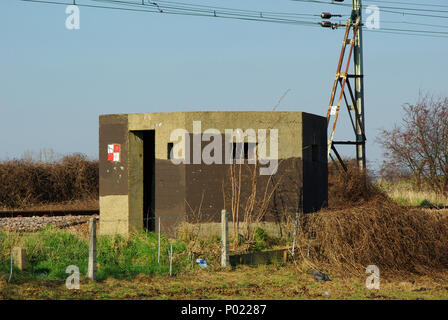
[291,211,299,257]
[221,209,230,267]
[88,217,97,280]
[157,216,161,264]
[169,243,173,277]
[13,247,27,271]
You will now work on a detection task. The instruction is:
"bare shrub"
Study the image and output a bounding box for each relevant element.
[224,159,283,247]
[294,166,448,276]
[0,153,98,209]
[295,198,448,276]
[328,163,384,209]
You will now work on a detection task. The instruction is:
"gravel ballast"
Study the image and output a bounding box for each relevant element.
[0,215,92,232]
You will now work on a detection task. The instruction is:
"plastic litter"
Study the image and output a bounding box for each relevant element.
[196,258,208,269]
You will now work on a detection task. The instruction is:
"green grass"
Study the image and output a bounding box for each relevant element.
[375,180,448,207]
[0,226,189,282]
[0,224,289,284]
[3,264,448,299]
[1,227,448,299]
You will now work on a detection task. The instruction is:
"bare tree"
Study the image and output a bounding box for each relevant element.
[377,94,448,196]
[224,147,283,246]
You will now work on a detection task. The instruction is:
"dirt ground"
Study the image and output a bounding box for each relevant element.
[1,264,448,300]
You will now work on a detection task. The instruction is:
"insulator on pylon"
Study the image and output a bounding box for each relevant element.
[333,0,344,2]
[320,21,333,28]
[321,12,332,19]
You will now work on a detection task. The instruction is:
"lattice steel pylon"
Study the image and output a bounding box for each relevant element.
[326,12,366,171]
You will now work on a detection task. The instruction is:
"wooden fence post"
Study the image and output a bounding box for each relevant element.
[88,217,97,280]
[221,209,230,267]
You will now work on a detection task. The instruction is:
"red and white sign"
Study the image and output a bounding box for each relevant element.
[107,144,120,162]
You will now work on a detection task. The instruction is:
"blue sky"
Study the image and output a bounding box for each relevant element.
[1,0,447,171]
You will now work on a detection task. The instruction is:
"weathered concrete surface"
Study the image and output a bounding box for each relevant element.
[128,131,144,234]
[99,111,327,236]
[229,249,288,267]
[13,247,27,271]
[99,195,128,235]
[302,112,328,212]
[99,114,128,197]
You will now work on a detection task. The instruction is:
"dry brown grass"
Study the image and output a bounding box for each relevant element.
[11,198,99,212]
[0,154,98,209]
[295,197,448,276]
[378,178,448,207]
[328,165,384,208]
[289,165,448,277]
[2,264,448,299]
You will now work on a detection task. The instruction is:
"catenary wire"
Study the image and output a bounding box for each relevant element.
[21,0,448,37]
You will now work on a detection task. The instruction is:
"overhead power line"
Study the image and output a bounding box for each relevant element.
[21,0,448,38]
[364,29,448,39]
[291,0,448,18]
[379,26,448,36]
[363,0,448,9]
[293,0,448,12]
[21,0,323,26]
[137,0,324,18]
[361,4,448,13]
[91,0,448,37]
[97,0,448,36]
[380,8,448,19]
[381,20,448,29]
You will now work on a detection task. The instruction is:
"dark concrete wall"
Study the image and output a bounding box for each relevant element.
[182,135,304,223]
[99,111,328,236]
[154,160,186,232]
[301,112,328,212]
[269,157,302,218]
[99,114,129,196]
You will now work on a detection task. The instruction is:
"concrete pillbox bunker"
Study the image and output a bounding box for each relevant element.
[99,111,328,236]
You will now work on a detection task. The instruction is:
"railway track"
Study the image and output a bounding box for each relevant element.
[1,204,445,219]
[0,209,98,218]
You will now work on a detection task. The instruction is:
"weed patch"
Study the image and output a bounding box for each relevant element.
[0,227,189,281]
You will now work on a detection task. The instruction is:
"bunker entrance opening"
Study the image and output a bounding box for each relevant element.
[138,130,155,231]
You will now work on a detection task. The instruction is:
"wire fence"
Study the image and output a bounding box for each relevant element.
[1,210,303,284]
[2,222,181,283]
